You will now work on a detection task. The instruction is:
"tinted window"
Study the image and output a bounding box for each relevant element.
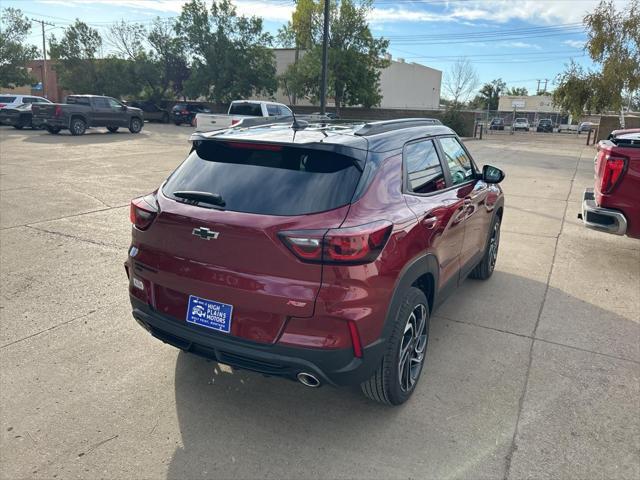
[106,97,122,109]
[93,97,109,108]
[439,137,475,186]
[280,106,292,116]
[266,104,279,116]
[67,96,91,105]
[172,103,187,111]
[229,103,263,116]
[0,96,17,103]
[23,97,38,103]
[163,142,362,216]
[404,140,446,194]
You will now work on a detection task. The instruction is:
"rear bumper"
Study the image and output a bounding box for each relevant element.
[130,296,385,387]
[581,188,627,235]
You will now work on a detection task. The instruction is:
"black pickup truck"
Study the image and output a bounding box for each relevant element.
[32,95,144,135]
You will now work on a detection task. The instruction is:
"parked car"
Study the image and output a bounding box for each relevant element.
[578,121,596,133]
[126,101,169,123]
[512,118,530,131]
[127,118,505,405]
[171,103,211,126]
[489,118,505,130]
[0,103,42,129]
[32,95,144,135]
[581,129,639,238]
[558,123,579,133]
[536,118,553,133]
[194,100,293,132]
[312,111,340,120]
[0,94,51,109]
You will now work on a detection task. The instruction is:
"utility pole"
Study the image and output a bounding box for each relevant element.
[319,0,330,115]
[30,18,54,99]
[536,79,541,95]
[543,78,549,94]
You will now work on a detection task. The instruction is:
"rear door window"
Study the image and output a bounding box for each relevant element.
[404,140,446,194]
[229,103,262,116]
[438,137,476,186]
[163,142,362,216]
[266,104,279,116]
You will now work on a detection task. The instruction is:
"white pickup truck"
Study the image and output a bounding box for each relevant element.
[194,100,293,132]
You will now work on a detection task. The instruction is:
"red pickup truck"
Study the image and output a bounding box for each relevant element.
[581,129,640,238]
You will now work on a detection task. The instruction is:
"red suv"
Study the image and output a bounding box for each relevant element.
[126,119,505,405]
[581,129,640,238]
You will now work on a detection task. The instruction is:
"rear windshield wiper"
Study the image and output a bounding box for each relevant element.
[173,191,226,208]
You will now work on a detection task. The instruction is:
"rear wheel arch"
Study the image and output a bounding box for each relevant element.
[381,253,439,341]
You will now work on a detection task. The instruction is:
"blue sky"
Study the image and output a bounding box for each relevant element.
[6,0,627,97]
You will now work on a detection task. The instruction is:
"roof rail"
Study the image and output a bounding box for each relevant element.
[354,118,442,136]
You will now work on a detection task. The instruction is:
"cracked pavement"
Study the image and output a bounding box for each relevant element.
[1,125,638,479]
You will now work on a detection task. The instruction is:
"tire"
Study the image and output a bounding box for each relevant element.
[162,112,169,123]
[13,124,24,130]
[70,117,86,136]
[174,121,181,126]
[469,214,502,280]
[46,126,61,134]
[361,287,430,406]
[107,126,119,133]
[129,117,142,134]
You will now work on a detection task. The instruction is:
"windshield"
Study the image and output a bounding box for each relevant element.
[163,141,362,216]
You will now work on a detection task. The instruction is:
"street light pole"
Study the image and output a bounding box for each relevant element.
[319,0,330,115]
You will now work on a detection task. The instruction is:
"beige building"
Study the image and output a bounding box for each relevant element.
[497,95,560,113]
[253,49,442,110]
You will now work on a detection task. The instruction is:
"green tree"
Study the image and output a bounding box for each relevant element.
[49,20,103,93]
[0,8,39,89]
[584,0,639,111]
[280,0,389,114]
[476,78,506,110]
[175,0,276,102]
[506,86,528,96]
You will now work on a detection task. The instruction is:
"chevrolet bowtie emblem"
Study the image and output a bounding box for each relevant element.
[192,227,220,240]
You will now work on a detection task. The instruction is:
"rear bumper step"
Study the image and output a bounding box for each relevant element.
[130,297,384,386]
[581,188,628,235]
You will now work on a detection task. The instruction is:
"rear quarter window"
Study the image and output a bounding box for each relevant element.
[229,103,263,116]
[163,142,362,216]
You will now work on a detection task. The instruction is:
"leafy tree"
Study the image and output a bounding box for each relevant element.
[475,78,506,110]
[280,0,390,114]
[0,8,39,89]
[584,0,639,112]
[49,20,103,94]
[107,19,189,101]
[175,0,276,102]
[506,86,528,96]
[442,58,479,107]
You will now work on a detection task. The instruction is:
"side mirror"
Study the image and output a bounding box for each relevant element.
[121,105,127,111]
[482,165,505,184]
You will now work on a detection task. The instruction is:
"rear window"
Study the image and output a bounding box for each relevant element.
[163,141,362,216]
[229,103,263,117]
[0,96,17,103]
[172,103,187,111]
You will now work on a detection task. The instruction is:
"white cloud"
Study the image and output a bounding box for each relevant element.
[563,39,585,49]
[501,41,542,50]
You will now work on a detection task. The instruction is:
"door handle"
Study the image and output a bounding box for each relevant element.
[423,216,438,229]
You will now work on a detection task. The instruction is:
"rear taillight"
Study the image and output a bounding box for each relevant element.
[181,109,189,114]
[231,119,240,126]
[0,103,6,108]
[279,220,393,265]
[130,193,158,230]
[54,105,62,117]
[599,153,628,194]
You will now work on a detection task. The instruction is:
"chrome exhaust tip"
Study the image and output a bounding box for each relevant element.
[297,372,321,388]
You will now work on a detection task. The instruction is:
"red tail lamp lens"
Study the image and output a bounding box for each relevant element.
[279,221,393,265]
[348,321,363,358]
[54,105,62,117]
[130,194,158,230]
[599,154,627,194]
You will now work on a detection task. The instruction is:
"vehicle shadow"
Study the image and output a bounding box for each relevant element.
[164,270,639,479]
[19,129,150,144]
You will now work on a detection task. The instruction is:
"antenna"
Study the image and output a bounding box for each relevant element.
[282,77,307,131]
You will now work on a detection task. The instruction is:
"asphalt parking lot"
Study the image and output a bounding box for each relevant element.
[1,124,638,479]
